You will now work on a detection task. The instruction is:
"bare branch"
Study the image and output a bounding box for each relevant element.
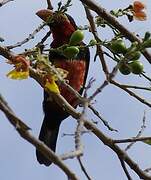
[83,5,109,76]
[60,96,88,161]
[37,31,51,46]
[89,65,118,101]
[125,111,146,151]
[120,84,151,91]
[88,104,117,131]
[7,22,46,49]
[141,73,151,83]
[0,0,14,7]
[78,157,92,180]
[88,79,109,100]
[144,168,151,173]
[110,79,151,108]
[114,136,151,144]
[46,0,53,10]
[119,157,132,180]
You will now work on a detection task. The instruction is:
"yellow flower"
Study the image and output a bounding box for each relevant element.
[44,67,68,94]
[7,69,29,80]
[6,55,30,80]
[44,76,60,94]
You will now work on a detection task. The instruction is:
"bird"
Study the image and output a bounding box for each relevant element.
[36,9,90,166]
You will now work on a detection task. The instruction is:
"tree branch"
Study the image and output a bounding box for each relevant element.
[119,157,132,180]
[46,0,53,10]
[83,5,109,75]
[110,79,151,108]
[0,0,14,7]
[78,157,92,180]
[125,111,146,151]
[7,22,46,49]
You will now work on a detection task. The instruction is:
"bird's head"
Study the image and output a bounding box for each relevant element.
[36,9,77,46]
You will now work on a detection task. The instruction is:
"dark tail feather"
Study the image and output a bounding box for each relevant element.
[36,117,60,166]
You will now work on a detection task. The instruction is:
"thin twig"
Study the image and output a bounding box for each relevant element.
[60,80,92,161]
[60,94,88,161]
[83,5,109,76]
[0,0,13,7]
[7,22,46,49]
[89,104,118,132]
[88,79,109,100]
[120,84,151,91]
[89,65,118,101]
[78,157,92,180]
[110,79,151,108]
[144,168,151,173]
[125,111,146,151]
[37,31,51,46]
[119,157,132,180]
[114,136,151,144]
[141,73,151,83]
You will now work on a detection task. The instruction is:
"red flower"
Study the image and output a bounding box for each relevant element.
[132,1,147,21]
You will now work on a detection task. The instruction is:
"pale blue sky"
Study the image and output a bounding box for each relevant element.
[0,0,151,180]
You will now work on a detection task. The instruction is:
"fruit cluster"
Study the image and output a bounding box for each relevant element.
[110,38,144,75]
[63,30,84,59]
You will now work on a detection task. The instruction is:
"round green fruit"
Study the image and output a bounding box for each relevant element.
[89,39,97,46]
[119,63,131,75]
[129,61,144,74]
[110,39,127,54]
[69,30,84,45]
[63,46,79,59]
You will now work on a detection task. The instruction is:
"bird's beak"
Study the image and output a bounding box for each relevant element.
[36,9,53,22]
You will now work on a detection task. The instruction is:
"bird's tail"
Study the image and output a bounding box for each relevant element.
[36,116,60,166]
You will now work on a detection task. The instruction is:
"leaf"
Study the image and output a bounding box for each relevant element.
[6,69,29,80]
[45,78,60,94]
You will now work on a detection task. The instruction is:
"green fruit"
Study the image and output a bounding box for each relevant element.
[69,30,84,45]
[129,61,144,74]
[130,51,141,61]
[63,46,79,59]
[89,39,97,46]
[142,39,151,48]
[110,39,127,54]
[119,63,131,75]
[144,31,151,41]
